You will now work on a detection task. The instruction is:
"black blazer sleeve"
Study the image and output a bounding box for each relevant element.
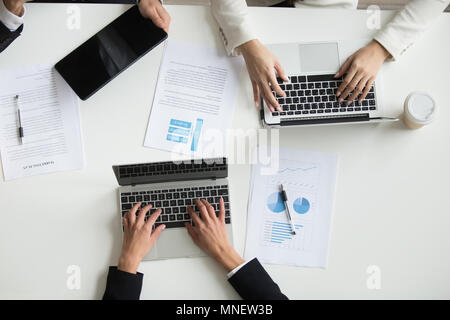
[0,21,23,53]
[228,258,288,300]
[102,266,143,300]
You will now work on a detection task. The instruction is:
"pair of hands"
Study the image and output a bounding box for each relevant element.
[239,39,391,112]
[139,3,391,111]
[118,198,243,274]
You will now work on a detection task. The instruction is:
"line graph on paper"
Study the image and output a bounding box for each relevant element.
[267,160,319,189]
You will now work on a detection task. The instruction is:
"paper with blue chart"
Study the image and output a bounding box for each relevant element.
[144,41,243,157]
[245,147,338,268]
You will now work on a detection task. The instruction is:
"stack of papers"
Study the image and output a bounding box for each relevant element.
[0,64,85,180]
[144,41,243,157]
[244,147,338,268]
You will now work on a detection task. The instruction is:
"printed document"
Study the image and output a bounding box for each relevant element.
[0,64,85,180]
[245,147,338,268]
[144,41,243,157]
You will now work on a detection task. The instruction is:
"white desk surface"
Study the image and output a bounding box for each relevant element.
[0,4,449,299]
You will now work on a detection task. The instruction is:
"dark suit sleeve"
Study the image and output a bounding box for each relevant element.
[228,258,288,300]
[0,21,23,53]
[102,266,143,300]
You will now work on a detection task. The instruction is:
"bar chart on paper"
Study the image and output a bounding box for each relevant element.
[245,147,338,267]
[263,220,305,250]
[165,118,204,151]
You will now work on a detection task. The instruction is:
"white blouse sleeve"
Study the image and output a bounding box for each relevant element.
[374,0,449,61]
[210,0,257,56]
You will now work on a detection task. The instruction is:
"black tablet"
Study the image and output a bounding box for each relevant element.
[55,5,167,100]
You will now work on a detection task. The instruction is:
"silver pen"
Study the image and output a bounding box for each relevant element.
[280,184,296,235]
[15,95,24,144]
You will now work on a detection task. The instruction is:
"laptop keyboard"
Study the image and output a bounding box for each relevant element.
[270,74,376,117]
[120,185,231,229]
[118,158,227,179]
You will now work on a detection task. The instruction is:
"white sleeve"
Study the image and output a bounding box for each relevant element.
[226,259,251,279]
[0,0,25,32]
[210,0,257,56]
[374,0,450,61]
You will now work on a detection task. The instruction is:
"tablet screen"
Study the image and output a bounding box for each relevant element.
[55,5,167,100]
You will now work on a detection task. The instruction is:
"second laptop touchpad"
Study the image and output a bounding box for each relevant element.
[299,43,340,73]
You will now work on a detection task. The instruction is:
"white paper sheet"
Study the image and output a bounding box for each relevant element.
[244,147,338,268]
[0,64,85,180]
[143,41,243,157]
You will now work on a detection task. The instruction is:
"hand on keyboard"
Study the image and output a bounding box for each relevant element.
[185,199,244,272]
[118,203,165,274]
[335,40,390,104]
[238,39,288,112]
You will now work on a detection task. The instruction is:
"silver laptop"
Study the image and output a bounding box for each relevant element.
[261,40,398,127]
[113,158,233,260]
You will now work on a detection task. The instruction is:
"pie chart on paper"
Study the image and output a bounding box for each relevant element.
[267,192,286,213]
[293,197,310,214]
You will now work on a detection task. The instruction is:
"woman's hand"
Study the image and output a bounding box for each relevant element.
[238,39,288,112]
[118,202,165,274]
[185,199,244,272]
[335,40,390,104]
[138,0,171,33]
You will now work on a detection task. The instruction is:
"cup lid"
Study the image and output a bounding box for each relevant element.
[405,92,437,125]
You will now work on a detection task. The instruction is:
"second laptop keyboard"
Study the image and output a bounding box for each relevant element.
[270,74,376,117]
[120,184,231,229]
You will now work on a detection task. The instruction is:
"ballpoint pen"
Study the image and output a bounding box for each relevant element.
[279,184,296,236]
[15,95,24,144]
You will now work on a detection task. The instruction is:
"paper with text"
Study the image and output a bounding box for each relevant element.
[0,64,85,180]
[144,41,243,157]
[245,147,338,268]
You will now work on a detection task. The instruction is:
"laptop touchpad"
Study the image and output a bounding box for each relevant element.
[299,43,340,73]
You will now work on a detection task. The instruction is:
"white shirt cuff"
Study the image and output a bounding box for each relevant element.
[227,259,251,279]
[0,0,25,32]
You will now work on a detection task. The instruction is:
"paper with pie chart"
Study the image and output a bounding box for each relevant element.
[244,147,338,268]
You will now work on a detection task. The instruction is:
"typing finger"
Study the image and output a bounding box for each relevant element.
[268,72,286,100]
[145,208,162,230]
[122,214,129,232]
[188,205,203,228]
[136,203,151,227]
[336,65,357,98]
[136,206,150,227]
[359,77,375,103]
[251,80,260,109]
[195,199,211,223]
[275,61,289,83]
[335,54,354,79]
[185,222,199,245]
[201,199,216,220]
[261,81,280,112]
[128,202,141,225]
[150,224,166,245]
[339,70,363,102]
[218,197,225,223]
[347,76,369,104]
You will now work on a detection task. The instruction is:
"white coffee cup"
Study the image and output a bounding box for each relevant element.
[403,92,437,129]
